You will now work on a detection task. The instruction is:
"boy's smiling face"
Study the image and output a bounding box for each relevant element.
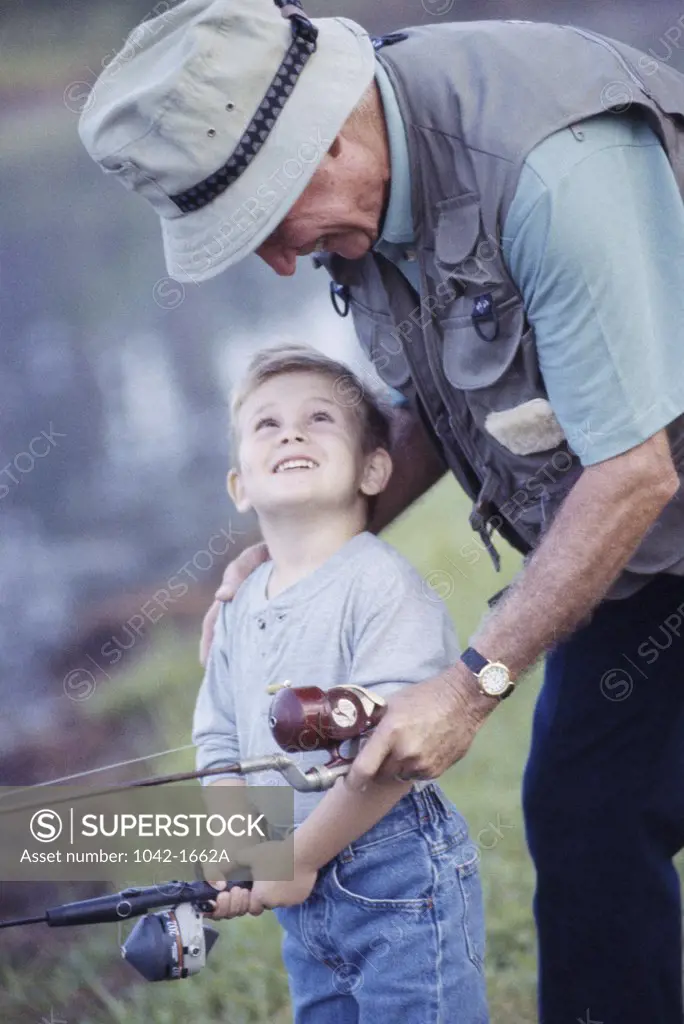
[227,370,391,520]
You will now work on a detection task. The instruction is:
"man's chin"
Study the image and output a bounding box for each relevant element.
[328,234,374,260]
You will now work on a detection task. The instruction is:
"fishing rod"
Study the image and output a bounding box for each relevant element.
[0,682,385,816]
[0,683,386,982]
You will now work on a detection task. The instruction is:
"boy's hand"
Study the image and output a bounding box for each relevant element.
[236,841,318,909]
[203,878,261,920]
[203,842,317,917]
[199,541,270,665]
[247,872,317,911]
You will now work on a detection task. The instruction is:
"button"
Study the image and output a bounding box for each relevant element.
[404,248,417,262]
[277,612,286,621]
[257,619,266,629]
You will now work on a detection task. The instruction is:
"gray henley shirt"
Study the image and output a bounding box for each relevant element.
[191,531,461,826]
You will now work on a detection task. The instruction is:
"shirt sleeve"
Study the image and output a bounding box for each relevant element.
[348,556,461,702]
[191,602,244,785]
[502,112,684,466]
[388,386,410,408]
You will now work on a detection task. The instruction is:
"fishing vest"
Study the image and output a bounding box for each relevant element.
[315,19,684,596]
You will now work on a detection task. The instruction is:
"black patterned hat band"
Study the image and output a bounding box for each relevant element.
[170,0,318,215]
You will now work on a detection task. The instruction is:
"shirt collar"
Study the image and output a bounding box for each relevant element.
[373,59,414,251]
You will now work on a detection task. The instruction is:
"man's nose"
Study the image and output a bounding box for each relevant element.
[256,244,297,277]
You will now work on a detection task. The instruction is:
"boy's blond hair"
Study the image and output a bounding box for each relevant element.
[229,343,393,457]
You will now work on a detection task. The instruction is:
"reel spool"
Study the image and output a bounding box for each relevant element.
[122,902,220,982]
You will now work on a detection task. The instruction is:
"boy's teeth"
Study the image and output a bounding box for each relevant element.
[275,458,316,472]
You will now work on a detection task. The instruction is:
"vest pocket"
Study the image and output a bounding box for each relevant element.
[349,300,411,389]
[434,191,482,268]
[440,307,581,548]
[441,296,526,390]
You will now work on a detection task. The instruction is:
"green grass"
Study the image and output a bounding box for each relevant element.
[1,477,541,1023]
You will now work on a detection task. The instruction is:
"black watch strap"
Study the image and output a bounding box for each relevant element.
[461,646,489,675]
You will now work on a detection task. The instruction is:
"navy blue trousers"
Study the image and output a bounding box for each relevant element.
[523,573,684,1023]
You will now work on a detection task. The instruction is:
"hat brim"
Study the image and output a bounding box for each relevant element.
[161,17,376,283]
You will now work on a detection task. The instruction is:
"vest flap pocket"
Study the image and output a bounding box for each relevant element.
[350,301,411,389]
[434,192,481,267]
[442,298,524,390]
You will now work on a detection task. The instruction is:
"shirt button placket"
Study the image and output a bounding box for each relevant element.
[257,615,267,656]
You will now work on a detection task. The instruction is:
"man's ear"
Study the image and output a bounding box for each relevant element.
[227,468,252,514]
[359,447,393,498]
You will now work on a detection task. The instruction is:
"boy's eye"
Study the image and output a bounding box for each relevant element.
[255,417,278,430]
[311,410,333,422]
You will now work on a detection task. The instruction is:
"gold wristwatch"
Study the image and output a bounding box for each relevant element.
[460,646,516,700]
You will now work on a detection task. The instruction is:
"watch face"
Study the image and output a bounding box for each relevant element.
[480,663,511,696]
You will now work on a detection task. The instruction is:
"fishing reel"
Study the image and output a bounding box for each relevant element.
[121,884,225,981]
[267,681,386,767]
[0,878,247,983]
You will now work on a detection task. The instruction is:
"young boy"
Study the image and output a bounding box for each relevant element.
[192,343,489,1023]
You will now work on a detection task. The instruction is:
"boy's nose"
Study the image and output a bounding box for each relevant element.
[278,428,307,444]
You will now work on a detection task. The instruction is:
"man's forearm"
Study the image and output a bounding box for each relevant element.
[467,431,679,682]
[369,405,448,534]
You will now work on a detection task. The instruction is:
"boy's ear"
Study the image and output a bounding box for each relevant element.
[359,447,393,498]
[227,468,252,514]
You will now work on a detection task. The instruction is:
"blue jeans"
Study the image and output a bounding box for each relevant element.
[273,783,489,1024]
[523,573,684,1023]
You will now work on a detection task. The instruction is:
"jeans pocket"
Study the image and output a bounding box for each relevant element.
[329,829,434,913]
[453,844,486,971]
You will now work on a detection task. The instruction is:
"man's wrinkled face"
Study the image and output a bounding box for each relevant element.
[255,135,388,276]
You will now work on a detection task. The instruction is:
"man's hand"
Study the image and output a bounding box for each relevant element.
[199,541,270,665]
[345,668,498,791]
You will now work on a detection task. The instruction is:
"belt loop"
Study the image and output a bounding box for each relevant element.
[339,843,354,863]
[414,784,436,826]
[426,783,450,822]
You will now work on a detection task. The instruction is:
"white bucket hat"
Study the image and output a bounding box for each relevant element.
[78,0,375,283]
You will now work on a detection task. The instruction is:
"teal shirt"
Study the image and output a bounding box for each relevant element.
[373,61,421,294]
[373,64,684,467]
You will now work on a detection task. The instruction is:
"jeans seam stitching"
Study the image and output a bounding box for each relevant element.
[330,861,432,911]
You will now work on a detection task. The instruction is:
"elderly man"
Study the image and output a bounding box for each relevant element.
[79,1,684,1020]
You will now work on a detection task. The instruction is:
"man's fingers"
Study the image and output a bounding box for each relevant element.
[375,753,421,782]
[214,542,270,601]
[199,600,221,666]
[344,726,394,791]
